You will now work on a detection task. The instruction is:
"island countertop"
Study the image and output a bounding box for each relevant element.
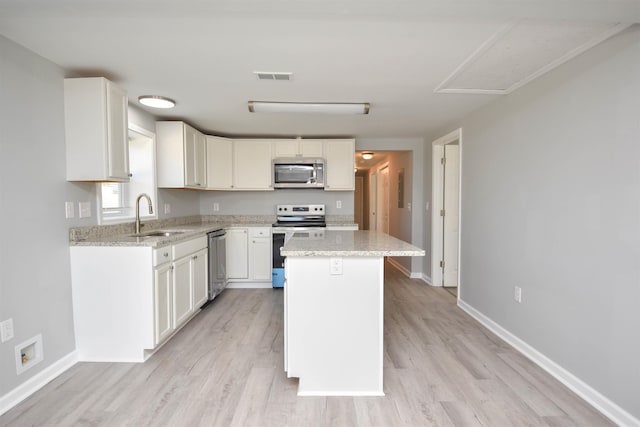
[281,230,425,257]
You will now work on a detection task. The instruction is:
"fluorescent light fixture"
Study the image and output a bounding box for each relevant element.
[248,101,370,115]
[138,95,175,109]
[362,152,374,160]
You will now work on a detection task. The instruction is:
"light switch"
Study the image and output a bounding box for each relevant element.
[336,200,342,209]
[164,203,171,214]
[65,202,75,219]
[213,203,220,212]
[78,201,91,218]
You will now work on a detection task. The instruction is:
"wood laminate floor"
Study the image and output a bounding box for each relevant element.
[1,263,612,426]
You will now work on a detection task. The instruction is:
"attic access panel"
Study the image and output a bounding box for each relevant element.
[435,20,630,95]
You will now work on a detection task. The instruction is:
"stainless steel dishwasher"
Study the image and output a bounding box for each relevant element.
[207,229,227,301]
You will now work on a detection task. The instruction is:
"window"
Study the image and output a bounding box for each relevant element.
[97,125,157,224]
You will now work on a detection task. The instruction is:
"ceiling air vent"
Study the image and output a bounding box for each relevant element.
[254,71,293,81]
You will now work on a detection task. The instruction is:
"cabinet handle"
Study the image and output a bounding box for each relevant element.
[193,255,198,260]
[164,252,169,257]
[171,266,174,271]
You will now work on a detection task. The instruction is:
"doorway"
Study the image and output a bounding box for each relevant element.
[431,129,462,298]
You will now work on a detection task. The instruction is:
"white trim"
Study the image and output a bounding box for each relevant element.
[431,128,462,292]
[387,257,410,278]
[0,351,78,416]
[297,390,385,397]
[226,282,272,289]
[421,274,433,286]
[457,300,640,427]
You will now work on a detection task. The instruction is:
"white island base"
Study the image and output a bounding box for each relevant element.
[284,256,384,396]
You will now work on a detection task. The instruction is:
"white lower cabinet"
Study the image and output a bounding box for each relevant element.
[154,263,173,345]
[226,227,272,285]
[172,255,194,328]
[226,228,249,279]
[249,228,272,281]
[70,235,208,362]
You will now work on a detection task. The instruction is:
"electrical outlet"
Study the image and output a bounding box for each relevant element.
[330,258,343,275]
[78,201,91,218]
[65,202,75,219]
[514,286,522,303]
[426,202,430,211]
[1,318,14,343]
[407,202,412,211]
[336,200,342,209]
[164,203,171,214]
[213,203,220,212]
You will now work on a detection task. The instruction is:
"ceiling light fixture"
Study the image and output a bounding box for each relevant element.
[248,101,370,115]
[138,95,176,109]
[362,152,374,160]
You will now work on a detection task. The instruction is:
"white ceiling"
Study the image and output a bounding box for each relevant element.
[0,0,638,139]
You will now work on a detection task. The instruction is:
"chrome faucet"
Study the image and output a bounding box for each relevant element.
[135,193,153,235]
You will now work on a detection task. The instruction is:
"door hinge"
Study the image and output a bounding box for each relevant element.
[440,260,444,269]
[440,209,445,217]
[441,157,446,165]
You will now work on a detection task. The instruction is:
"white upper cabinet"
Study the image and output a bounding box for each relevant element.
[323,139,355,191]
[64,77,129,182]
[157,121,206,189]
[272,138,324,158]
[233,139,273,190]
[205,136,233,190]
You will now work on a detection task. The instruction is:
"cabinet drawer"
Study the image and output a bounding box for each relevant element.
[153,246,172,266]
[249,227,271,238]
[173,236,207,260]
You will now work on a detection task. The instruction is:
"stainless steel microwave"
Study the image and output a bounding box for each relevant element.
[273,158,325,189]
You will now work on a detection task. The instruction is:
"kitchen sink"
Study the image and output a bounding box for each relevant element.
[130,230,185,238]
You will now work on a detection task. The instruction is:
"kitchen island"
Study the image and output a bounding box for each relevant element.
[281,230,425,396]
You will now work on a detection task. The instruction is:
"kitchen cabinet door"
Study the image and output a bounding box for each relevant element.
[64,77,129,182]
[226,228,249,279]
[184,126,206,189]
[299,140,324,157]
[154,263,173,346]
[192,248,208,308]
[250,237,272,281]
[173,256,193,328]
[324,139,355,191]
[206,136,233,189]
[233,140,273,190]
[272,139,298,158]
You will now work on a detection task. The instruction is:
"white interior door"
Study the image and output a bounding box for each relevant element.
[442,144,460,287]
[377,166,390,234]
[354,176,364,230]
[369,173,377,231]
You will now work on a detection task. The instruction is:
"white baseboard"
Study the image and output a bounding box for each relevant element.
[421,273,433,285]
[457,300,640,427]
[227,282,272,289]
[0,350,78,416]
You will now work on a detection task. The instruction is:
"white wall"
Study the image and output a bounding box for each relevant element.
[0,36,89,396]
[439,27,640,420]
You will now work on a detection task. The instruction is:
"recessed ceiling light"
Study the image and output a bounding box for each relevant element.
[362,152,374,160]
[138,95,175,109]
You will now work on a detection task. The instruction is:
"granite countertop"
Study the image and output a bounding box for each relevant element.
[69,215,358,248]
[281,230,425,257]
[69,222,276,248]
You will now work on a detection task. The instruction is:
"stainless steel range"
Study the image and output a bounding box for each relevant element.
[272,204,326,287]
